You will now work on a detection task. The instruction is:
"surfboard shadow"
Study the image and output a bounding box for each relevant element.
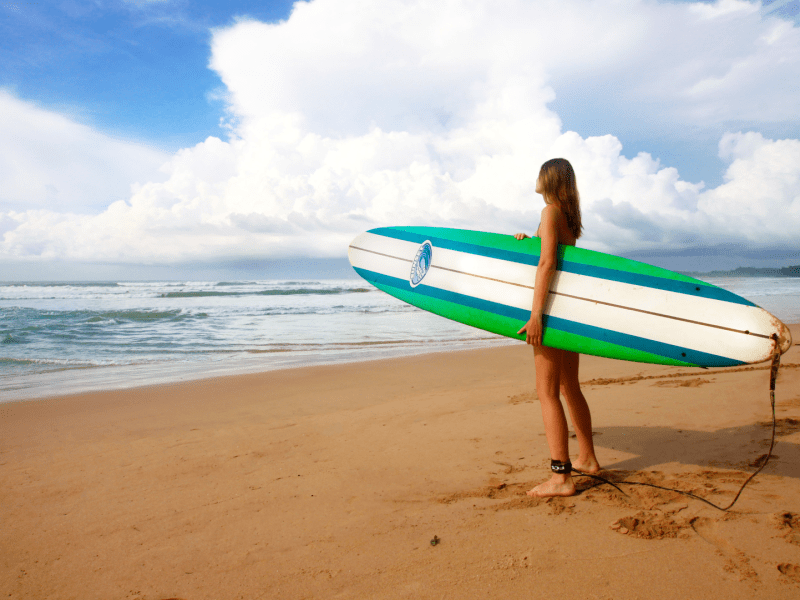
[590,419,800,480]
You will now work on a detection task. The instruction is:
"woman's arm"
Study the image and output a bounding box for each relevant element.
[517,205,559,346]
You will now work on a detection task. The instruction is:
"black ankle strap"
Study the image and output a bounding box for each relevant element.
[550,459,572,473]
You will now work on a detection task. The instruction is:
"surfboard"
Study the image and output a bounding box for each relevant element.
[348,226,793,368]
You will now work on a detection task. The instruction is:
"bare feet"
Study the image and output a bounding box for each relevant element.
[526,474,576,498]
[572,458,601,473]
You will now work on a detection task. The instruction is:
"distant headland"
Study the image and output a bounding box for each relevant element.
[681,266,800,277]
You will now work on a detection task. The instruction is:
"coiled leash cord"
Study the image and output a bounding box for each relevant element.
[566,336,782,512]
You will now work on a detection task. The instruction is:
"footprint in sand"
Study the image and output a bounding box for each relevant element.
[690,516,759,582]
[775,511,800,546]
[508,392,537,404]
[777,563,800,583]
[651,378,711,388]
[493,461,527,474]
[609,511,687,539]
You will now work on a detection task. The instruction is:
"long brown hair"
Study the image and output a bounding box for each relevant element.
[538,158,582,239]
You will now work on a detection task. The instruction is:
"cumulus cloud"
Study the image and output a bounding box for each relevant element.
[0,91,170,214]
[2,0,800,266]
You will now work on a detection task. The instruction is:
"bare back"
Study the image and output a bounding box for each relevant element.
[535,204,577,247]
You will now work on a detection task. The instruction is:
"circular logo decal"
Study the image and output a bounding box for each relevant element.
[410,240,433,287]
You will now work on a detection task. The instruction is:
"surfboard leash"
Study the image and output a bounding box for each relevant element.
[571,336,782,512]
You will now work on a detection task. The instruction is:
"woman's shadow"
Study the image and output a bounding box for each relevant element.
[591,418,800,479]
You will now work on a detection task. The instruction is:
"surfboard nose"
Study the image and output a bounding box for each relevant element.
[347,232,369,268]
[774,316,793,355]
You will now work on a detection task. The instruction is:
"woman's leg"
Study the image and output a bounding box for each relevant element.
[534,344,569,461]
[527,344,575,497]
[559,351,600,473]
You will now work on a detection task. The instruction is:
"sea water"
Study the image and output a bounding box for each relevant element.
[0,279,511,401]
[1,276,798,401]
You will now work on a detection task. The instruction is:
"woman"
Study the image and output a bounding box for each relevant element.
[515,158,600,498]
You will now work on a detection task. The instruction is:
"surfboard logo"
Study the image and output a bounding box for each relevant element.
[410,240,433,287]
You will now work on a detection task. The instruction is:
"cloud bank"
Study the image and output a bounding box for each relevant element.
[0,91,170,215]
[2,0,799,269]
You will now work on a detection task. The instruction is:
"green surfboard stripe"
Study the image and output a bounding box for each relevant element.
[395,226,714,287]
[372,280,695,367]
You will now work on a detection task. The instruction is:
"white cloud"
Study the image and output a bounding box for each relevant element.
[701,131,800,231]
[2,0,800,266]
[0,90,170,214]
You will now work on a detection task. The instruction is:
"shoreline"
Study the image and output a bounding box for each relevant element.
[1,335,516,403]
[1,325,799,599]
[5,318,797,404]
[4,276,799,405]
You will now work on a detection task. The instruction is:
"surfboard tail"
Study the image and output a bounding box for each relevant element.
[774,315,793,355]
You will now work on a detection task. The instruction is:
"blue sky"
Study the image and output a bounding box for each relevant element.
[2,0,800,279]
[1,1,296,148]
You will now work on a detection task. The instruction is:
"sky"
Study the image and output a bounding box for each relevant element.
[1,0,800,280]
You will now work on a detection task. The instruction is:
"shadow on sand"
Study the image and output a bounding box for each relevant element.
[592,418,800,479]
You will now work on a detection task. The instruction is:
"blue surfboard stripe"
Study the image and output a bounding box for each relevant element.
[354,266,745,368]
[370,227,754,307]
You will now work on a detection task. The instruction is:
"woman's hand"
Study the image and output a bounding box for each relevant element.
[514,233,530,240]
[517,312,543,346]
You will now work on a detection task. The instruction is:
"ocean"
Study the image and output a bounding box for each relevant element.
[0,279,511,401]
[2,276,798,402]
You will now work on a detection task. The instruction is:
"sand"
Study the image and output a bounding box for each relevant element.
[2,324,800,599]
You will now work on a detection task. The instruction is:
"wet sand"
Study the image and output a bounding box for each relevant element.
[2,324,799,599]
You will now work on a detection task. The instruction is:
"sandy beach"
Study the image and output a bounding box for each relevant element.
[2,325,799,599]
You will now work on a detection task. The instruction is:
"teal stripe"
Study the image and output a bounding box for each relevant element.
[354,266,745,368]
[370,227,754,307]
[542,315,744,367]
[394,226,704,283]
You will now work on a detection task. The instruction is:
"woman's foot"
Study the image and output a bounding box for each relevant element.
[526,474,575,498]
[572,457,601,473]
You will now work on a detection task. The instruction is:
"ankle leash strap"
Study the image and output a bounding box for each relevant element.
[550,459,572,473]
